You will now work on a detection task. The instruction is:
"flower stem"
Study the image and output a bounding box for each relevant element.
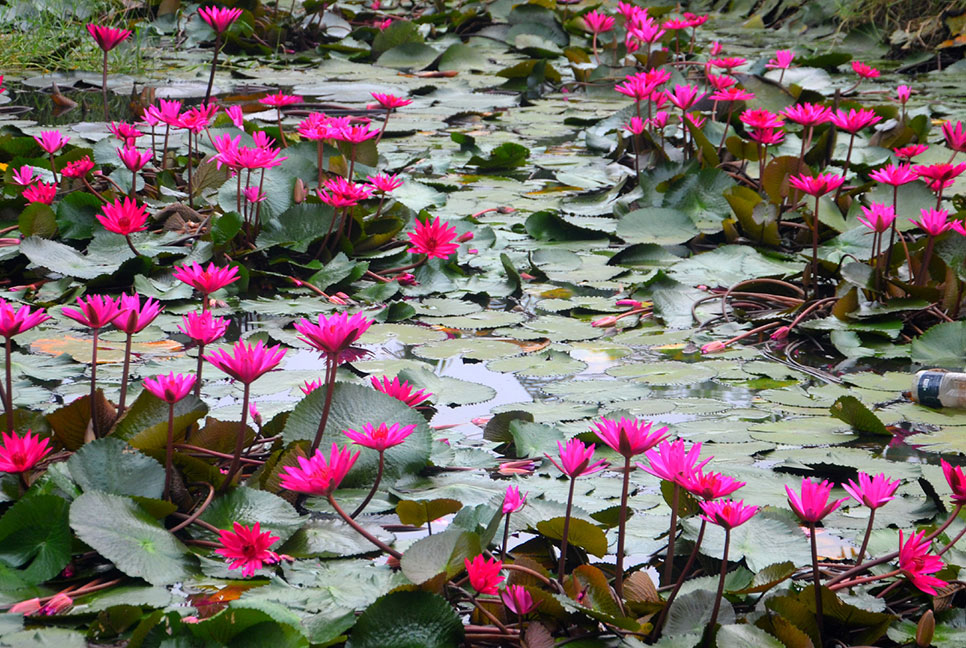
[854,507,876,566]
[186,131,194,208]
[90,329,100,438]
[809,523,824,646]
[204,35,221,106]
[124,235,140,257]
[705,527,731,645]
[664,482,680,585]
[117,333,133,414]
[915,235,936,286]
[101,50,110,122]
[219,382,250,493]
[501,512,512,561]
[193,343,205,400]
[653,519,706,639]
[328,494,402,558]
[557,476,577,581]
[810,193,821,299]
[163,402,176,500]
[311,355,336,453]
[4,338,12,432]
[828,568,900,591]
[350,451,384,518]
[614,456,632,598]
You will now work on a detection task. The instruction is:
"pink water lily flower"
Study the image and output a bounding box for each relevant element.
[709,57,746,72]
[215,521,280,577]
[0,299,50,339]
[370,376,431,408]
[897,85,912,104]
[502,485,527,514]
[143,372,197,403]
[198,6,243,34]
[786,477,849,524]
[279,443,360,496]
[62,295,124,330]
[501,584,539,615]
[259,92,302,108]
[583,10,615,33]
[666,84,706,112]
[178,311,229,345]
[851,60,880,79]
[11,166,35,186]
[843,472,900,509]
[61,157,95,178]
[367,173,404,193]
[942,121,966,153]
[684,468,745,501]
[370,93,412,110]
[941,459,966,503]
[344,422,417,451]
[740,108,784,129]
[640,439,710,486]
[789,172,845,197]
[33,130,69,155]
[829,107,882,133]
[545,439,608,478]
[781,103,832,127]
[294,311,373,363]
[858,203,896,234]
[910,208,953,237]
[0,430,51,474]
[869,163,917,186]
[113,294,162,334]
[173,262,240,297]
[204,340,286,385]
[766,49,795,69]
[699,499,758,529]
[87,24,132,51]
[592,416,668,459]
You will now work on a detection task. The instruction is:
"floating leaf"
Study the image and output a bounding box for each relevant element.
[345,591,463,648]
[536,517,607,557]
[67,438,165,498]
[829,396,889,437]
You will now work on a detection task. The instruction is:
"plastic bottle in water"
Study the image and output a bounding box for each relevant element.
[911,370,966,408]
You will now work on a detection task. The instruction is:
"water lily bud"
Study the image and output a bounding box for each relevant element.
[293,178,308,204]
[701,341,727,354]
[916,610,935,647]
[592,315,619,328]
[770,326,791,341]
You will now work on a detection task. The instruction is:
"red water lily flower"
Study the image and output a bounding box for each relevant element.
[173,262,240,297]
[898,529,947,595]
[215,521,280,577]
[869,163,917,186]
[684,468,745,501]
[781,103,832,127]
[370,376,431,407]
[96,197,149,236]
[0,299,50,339]
[370,93,412,110]
[204,340,286,385]
[0,430,51,474]
[408,217,459,259]
[941,459,966,503]
[464,554,504,594]
[829,107,882,133]
[198,6,243,34]
[178,311,229,345]
[851,61,880,79]
[22,182,56,205]
[502,485,527,514]
[788,172,845,197]
[583,9,615,33]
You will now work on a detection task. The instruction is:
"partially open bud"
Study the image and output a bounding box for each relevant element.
[770,326,791,341]
[293,178,308,204]
[700,341,727,354]
[916,609,935,648]
[42,593,73,616]
[10,598,42,615]
[592,315,619,328]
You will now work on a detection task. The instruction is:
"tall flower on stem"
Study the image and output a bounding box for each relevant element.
[857,203,897,291]
[0,300,50,431]
[765,49,795,84]
[116,147,151,197]
[33,130,69,184]
[293,312,373,452]
[343,422,416,517]
[408,217,460,261]
[786,478,849,645]
[215,521,280,577]
[869,163,918,278]
[62,295,125,438]
[87,24,132,121]
[501,485,527,559]
[198,6,243,104]
[545,439,608,580]
[259,93,302,148]
[909,208,953,286]
[280,443,402,557]
[639,439,708,584]
[898,530,947,595]
[112,294,162,413]
[96,197,149,256]
[592,416,667,596]
[700,499,758,635]
[829,108,882,199]
[844,472,899,565]
[172,262,240,311]
[465,555,505,594]
[788,172,845,297]
[370,93,412,144]
[582,10,615,65]
[914,162,966,208]
[142,372,196,499]
[178,311,229,399]
[204,340,286,491]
